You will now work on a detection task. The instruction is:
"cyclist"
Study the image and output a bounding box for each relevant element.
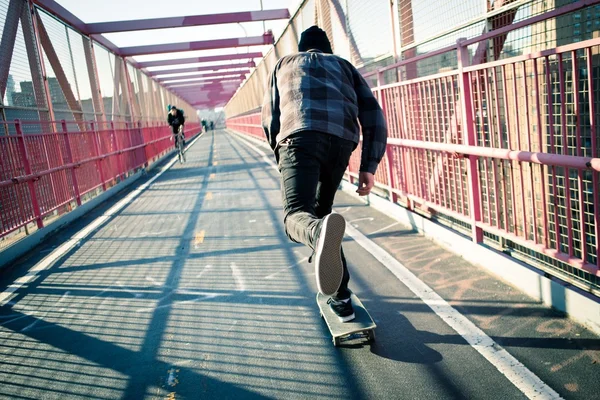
[168,105,185,146]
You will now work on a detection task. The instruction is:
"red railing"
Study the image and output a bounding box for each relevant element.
[0,119,201,240]
[226,37,600,278]
[359,35,600,276]
[226,112,263,140]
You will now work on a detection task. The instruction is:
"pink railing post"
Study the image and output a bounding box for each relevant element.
[91,121,107,191]
[110,121,125,180]
[457,39,484,243]
[61,120,81,206]
[376,79,399,203]
[125,121,132,174]
[139,120,149,167]
[385,146,398,203]
[15,119,43,229]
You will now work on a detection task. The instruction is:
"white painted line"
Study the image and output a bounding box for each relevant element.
[369,221,400,236]
[0,133,205,307]
[230,263,246,291]
[231,130,562,400]
[196,264,212,279]
[343,223,561,399]
[348,217,374,223]
[264,256,309,280]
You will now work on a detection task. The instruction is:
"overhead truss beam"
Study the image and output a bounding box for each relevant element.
[119,33,274,56]
[158,70,250,82]
[86,9,290,34]
[138,52,263,68]
[150,61,255,76]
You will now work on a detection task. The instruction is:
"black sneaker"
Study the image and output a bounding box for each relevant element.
[314,213,346,295]
[327,297,355,322]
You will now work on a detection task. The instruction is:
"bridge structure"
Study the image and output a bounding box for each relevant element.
[0,0,599,398]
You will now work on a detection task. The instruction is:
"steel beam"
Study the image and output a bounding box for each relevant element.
[192,100,229,106]
[86,9,290,34]
[33,0,121,54]
[192,100,229,107]
[158,70,249,82]
[111,56,122,118]
[177,95,237,104]
[119,33,274,57]
[174,87,238,97]
[165,74,246,87]
[150,61,255,76]
[89,34,121,55]
[172,85,242,93]
[138,52,263,68]
[32,0,87,33]
[172,83,241,92]
[165,77,244,87]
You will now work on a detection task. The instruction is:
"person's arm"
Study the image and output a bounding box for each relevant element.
[353,67,387,174]
[261,65,281,152]
[352,65,388,195]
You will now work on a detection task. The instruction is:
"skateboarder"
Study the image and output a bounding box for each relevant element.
[262,26,387,322]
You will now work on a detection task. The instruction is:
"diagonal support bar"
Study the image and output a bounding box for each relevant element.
[0,0,25,101]
[84,39,106,121]
[86,9,290,34]
[138,52,263,68]
[22,1,52,119]
[35,9,84,122]
[119,33,274,57]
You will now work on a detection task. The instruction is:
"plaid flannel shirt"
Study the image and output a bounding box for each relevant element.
[261,50,387,174]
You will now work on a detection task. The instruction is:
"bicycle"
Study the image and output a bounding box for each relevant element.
[176,125,186,163]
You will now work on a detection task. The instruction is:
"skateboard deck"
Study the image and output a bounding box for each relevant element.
[317,292,376,346]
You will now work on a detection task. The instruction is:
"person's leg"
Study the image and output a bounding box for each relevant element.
[314,136,356,300]
[278,132,348,296]
[278,132,326,250]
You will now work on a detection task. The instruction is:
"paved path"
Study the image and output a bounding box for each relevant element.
[0,130,599,399]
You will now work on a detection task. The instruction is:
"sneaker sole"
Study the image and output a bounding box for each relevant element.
[337,313,355,323]
[315,213,345,296]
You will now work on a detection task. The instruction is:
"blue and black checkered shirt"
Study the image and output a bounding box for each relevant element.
[262,50,388,174]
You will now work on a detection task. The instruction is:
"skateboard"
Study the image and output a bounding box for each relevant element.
[316,292,376,346]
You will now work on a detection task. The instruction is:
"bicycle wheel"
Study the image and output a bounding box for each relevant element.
[179,139,185,163]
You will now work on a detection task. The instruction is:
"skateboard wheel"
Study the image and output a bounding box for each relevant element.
[333,337,340,346]
[367,330,376,342]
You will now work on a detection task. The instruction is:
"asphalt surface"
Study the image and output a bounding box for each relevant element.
[0,129,598,399]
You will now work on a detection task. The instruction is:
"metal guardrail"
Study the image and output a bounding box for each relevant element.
[225,3,600,291]
[0,119,201,240]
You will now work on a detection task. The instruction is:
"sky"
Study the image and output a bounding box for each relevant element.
[47,0,302,108]
[56,0,300,61]
[6,0,531,108]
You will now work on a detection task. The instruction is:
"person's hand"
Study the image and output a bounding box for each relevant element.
[356,172,375,196]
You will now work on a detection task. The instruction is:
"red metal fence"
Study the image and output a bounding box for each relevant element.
[0,120,200,240]
[226,37,600,285]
